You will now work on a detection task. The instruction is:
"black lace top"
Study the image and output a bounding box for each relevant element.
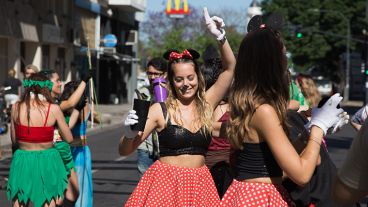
[158,102,211,157]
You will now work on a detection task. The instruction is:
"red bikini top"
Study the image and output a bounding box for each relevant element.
[16,104,54,143]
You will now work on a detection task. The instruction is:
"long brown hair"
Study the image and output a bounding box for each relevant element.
[16,73,54,126]
[164,52,213,135]
[228,28,289,150]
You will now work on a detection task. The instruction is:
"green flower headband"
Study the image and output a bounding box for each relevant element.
[23,79,53,91]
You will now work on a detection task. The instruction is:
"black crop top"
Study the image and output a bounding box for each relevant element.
[236,142,282,180]
[158,102,211,157]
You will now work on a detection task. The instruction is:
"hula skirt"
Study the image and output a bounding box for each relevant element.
[7,148,68,207]
[221,179,296,207]
[71,146,93,207]
[54,141,74,175]
[124,160,220,207]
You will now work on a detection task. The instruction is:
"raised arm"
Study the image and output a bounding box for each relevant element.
[203,8,236,108]
[60,81,87,111]
[53,104,73,143]
[119,103,162,156]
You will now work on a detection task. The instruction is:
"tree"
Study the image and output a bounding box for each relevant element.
[139,6,244,61]
[261,0,368,85]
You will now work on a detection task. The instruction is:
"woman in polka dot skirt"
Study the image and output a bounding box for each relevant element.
[222,15,347,207]
[119,8,235,207]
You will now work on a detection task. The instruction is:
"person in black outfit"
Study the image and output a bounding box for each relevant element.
[3,68,22,108]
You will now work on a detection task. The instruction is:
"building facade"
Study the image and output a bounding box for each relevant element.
[0,0,146,104]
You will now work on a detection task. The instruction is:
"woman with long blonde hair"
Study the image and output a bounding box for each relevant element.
[119,8,235,206]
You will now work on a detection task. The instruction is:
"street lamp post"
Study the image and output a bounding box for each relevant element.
[310,9,350,101]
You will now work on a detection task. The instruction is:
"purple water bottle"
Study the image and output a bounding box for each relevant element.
[152,77,168,102]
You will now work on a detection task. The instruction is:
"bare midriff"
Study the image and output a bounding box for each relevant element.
[159,154,205,168]
[18,141,54,150]
[240,177,283,185]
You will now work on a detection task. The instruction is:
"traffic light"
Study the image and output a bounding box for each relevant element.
[296,32,303,38]
[293,25,304,39]
[361,63,368,75]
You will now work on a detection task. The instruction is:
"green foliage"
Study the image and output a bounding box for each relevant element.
[139,7,244,62]
[262,0,368,82]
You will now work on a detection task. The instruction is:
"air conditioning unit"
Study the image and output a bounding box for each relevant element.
[126,30,138,46]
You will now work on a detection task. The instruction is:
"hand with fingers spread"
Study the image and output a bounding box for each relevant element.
[306,93,345,135]
[123,110,140,139]
[203,7,226,41]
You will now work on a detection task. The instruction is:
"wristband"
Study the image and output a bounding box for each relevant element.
[218,35,227,45]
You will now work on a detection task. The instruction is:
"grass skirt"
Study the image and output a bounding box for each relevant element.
[124,160,220,207]
[54,141,74,175]
[221,179,296,207]
[7,148,68,207]
[71,146,93,207]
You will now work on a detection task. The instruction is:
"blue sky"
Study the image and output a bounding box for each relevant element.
[144,0,253,19]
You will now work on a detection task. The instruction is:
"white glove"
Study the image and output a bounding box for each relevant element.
[330,112,349,133]
[203,7,226,41]
[123,110,139,139]
[307,93,344,135]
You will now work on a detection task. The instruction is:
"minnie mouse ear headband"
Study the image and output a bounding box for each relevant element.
[163,49,200,62]
[247,13,284,33]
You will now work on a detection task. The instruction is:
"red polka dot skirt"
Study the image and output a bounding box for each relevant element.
[124,160,221,207]
[221,179,296,207]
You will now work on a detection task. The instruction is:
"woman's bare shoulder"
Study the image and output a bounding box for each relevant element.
[253,104,279,123]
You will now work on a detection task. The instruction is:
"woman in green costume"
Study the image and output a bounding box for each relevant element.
[7,73,74,207]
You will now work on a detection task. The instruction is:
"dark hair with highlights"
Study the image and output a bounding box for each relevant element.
[228,27,289,149]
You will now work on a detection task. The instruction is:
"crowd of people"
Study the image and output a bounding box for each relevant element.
[3,6,368,207]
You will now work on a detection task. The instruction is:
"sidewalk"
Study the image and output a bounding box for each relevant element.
[0,104,131,161]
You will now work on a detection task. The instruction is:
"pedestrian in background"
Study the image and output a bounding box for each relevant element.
[221,15,345,207]
[61,81,93,207]
[23,64,39,79]
[296,74,322,108]
[40,70,91,206]
[119,7,235,206]
[201,44,234,199]
[350,103,368,130]
[7,73,73,207]
[3,68,22,108]
[134,57,167,177]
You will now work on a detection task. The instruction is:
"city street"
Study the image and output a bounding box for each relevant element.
[0,105,364,206]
